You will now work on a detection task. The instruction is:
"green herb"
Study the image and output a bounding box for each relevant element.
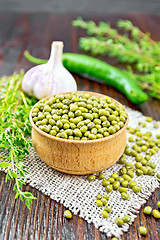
[0,71,37,209]
[72,17,160,100]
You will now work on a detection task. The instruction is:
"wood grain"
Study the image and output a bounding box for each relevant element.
[0,12,160,240]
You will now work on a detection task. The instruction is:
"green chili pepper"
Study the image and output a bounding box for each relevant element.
[24,51,148,104]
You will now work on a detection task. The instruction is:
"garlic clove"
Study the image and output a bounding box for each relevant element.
[22,41,77,100]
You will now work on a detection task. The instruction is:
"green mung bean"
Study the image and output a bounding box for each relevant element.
[96,200,103,207]
[98,172,105,180]
[139,226,147,235]
[152,209,160,219]
[102,180,110,187]
[132,185,141,193]
[32,93,127,140]
[122,215,131,223]
[96,194,102,200]
[104,205,112,213]
[88,175,96,181]
[121,192,129,200]
[102,210,109,218]
[64,210,72,219]
[105,185,113,192]
[157,201,160,208]
[144,206,152,215]
[115,218,124,227]
[129,181,137,188]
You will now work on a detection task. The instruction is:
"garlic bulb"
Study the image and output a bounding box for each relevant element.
[22,41,77,99]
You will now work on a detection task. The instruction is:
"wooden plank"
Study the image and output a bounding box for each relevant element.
[0,0,160,15]
[0,13,160,240]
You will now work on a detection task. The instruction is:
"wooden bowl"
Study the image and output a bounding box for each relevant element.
[30,91,129,175]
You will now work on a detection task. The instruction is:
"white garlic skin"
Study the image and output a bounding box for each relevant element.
[22,41,77,100]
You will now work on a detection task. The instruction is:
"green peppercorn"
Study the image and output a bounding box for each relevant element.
[144,206,152,215]
[139,226,147,235]
[64,210,72,219]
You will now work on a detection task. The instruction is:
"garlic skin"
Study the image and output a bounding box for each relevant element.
[22,41,77,100]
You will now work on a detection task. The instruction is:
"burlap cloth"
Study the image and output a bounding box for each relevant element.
[0,107,160,238]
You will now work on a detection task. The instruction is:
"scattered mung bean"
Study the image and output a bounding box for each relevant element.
[139,226,147,235]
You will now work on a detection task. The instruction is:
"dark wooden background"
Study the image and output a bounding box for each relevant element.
[0,0,160,15]
[0,13,160,240]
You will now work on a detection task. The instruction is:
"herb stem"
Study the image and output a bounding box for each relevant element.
[0,72,37,208]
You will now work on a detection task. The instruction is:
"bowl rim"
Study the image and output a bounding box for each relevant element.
[29,91,129,144]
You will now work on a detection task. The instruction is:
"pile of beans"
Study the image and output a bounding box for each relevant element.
[31,93,127,140]
[88,121,160,228]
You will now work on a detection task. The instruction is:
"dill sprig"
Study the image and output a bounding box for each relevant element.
[72,17,160,100]
[0,71,37,209]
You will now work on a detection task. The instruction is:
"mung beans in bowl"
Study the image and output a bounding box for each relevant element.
[30,91,129,175]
